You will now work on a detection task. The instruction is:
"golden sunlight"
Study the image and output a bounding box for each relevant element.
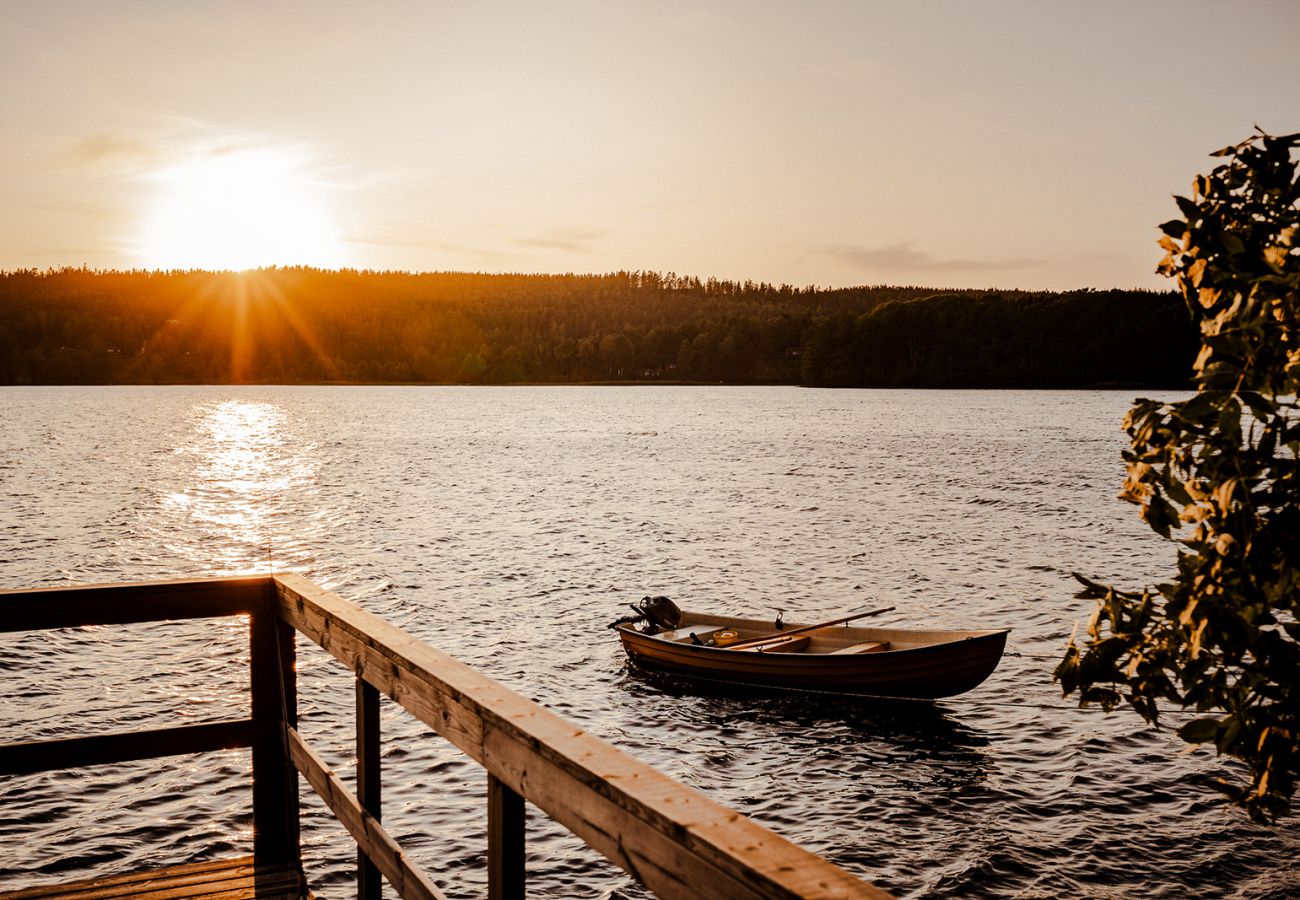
[136,146,346,271]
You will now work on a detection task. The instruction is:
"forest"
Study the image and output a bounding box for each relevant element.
[0,267,1196,388]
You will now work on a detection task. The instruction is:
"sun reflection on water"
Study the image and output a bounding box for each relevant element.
[157,399,318,574]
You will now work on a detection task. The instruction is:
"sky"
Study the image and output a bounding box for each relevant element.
[0,0,1295,290]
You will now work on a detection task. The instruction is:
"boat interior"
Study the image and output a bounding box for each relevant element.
[646,611,1005,655]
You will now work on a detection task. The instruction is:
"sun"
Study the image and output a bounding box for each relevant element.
[137,146,347,271]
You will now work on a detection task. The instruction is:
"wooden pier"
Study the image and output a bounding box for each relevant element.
[0,575,888,899]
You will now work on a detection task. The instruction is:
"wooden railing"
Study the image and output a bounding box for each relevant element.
[0,575,887,899]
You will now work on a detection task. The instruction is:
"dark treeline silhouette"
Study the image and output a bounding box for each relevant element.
[800,289,1196,388]
[0,267,1195,387]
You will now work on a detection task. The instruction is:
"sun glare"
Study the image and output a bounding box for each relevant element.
[137,146,346,271]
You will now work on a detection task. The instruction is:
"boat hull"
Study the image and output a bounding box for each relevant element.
[616,613,1008,699]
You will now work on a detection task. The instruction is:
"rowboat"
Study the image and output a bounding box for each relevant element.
[614,608,1009,699]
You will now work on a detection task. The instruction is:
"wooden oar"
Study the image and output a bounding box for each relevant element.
[720,605,896,650]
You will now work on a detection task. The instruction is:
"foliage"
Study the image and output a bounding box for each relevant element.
[0,268,1191,388]
[1056,130,1300,820]
[800,289,1193,388]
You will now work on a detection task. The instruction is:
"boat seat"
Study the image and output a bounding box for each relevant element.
[738,634,811,653]
[830,640,891,655]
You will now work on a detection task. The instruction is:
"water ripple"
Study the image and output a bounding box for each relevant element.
[0,386,1295,898]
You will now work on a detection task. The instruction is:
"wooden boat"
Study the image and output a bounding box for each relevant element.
[615,610,1009,699]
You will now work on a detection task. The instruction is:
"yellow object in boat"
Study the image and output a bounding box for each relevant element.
[712,629,741,646]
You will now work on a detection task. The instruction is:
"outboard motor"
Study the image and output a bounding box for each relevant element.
[640,595,682,630]
[606,595,683,634]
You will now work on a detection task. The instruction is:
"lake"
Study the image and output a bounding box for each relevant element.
[0,386,1295,898]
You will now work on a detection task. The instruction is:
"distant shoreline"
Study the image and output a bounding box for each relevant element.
[0,380,1186,390]
[0,268,1195,389]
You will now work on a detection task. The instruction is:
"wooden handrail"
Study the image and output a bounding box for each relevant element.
[286,727,447,900]
[0,720,257,776]
[0,575,889,900]
[0,576,272,632]
[273,572,886,899]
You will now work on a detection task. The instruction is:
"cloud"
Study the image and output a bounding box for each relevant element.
[822,242,1039,277]
[67,129,336,184]
[515,226,606,254]
[67,133,159,170]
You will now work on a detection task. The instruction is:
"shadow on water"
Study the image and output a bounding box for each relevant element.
[615,663,991,761]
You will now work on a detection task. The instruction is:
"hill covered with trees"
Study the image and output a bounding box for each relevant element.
[0,267,1195,388]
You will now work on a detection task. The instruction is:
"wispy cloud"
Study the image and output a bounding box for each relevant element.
[67,133,160,171]
[516,226,606,254]
[823,242,1039,277]
[66,128,344,184]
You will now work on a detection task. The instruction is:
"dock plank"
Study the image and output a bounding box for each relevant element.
[0,857,309,900]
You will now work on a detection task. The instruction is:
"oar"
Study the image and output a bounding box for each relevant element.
[720,605,896,649]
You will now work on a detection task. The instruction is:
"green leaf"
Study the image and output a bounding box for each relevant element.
[1176,195,1200,219]
[1164,478,1193,507]
[1238,391,1273,420]
[1178,718,1220,743]
[1143,495,1177,538]
[1218,402,1241,439]
[1217,716,1242,753]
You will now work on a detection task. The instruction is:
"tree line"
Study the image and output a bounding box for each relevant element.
[0,267,1195,387]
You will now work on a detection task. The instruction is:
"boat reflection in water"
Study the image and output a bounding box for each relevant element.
[617,663,992,752]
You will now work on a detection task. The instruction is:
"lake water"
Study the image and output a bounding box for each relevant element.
[0,386,1295,898]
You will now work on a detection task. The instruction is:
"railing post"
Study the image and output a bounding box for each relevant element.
[488,773,525,900]
[357,677,382,900]
[249,610,300,865]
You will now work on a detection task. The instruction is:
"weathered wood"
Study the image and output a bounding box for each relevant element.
[487,774,525,900]
[250,612,298,866]
[9,859,298,900]
[0,576,274,632]
[0,856,308,900]
[0,720,256,777]
[477,714,757,898]
[356,677,382,900]
[286,728,447,900]
[278,620,299,731]
[0,856,258,899]
[274,573,887,899]
[277,617,302,864]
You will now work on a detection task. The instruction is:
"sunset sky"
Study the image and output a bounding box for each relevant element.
[1,1,1294,289]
